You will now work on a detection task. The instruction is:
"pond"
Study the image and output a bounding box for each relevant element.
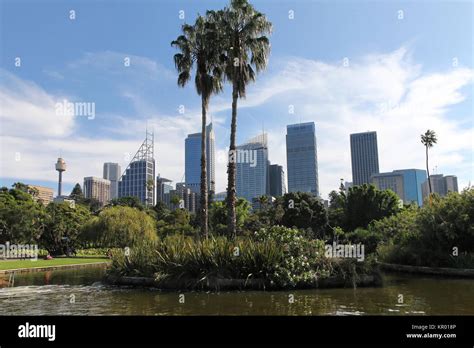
[0,266,473,315]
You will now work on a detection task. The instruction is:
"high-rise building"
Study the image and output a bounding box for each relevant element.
[371,169,427,206]
[444,175,459,193]
[395,169,426,206]
[103,163,121,200]
[269,164,286,197]
[176,182,197,213]
[371,172,405,200]
[286,122,319,196]
[28,184,54,205]
[156,175,173,206]
[118,130,155,206]
[84,177,111,206]
[350,131,380,186]
[422,174,459,202]
[236,133,269,203]
[185,123,216,194]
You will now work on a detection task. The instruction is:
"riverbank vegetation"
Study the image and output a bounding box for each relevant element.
[1,181,472,283]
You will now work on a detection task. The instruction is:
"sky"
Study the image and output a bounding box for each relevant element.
[0,0,473,199]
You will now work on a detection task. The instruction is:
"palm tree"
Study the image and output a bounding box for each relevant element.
[211,0,272,237]
[171,16,224,238]
[420,129,437,195]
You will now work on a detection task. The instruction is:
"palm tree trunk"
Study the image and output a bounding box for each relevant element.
[200,94,209,239]
[426,146,432,195]
[227,79,238,238]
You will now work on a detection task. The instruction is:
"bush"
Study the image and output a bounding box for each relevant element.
[343,228,382,255]
[83,206,157,248]
[376,189,474,268]
[107,226,374,288]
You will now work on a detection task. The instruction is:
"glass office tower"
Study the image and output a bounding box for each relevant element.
[286,122,319,196]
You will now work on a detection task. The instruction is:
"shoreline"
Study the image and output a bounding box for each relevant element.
[378,262,474,278]
[104,273,383,290]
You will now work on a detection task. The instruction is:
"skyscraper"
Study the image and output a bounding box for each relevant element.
[394,169,427,206]
[118,130,155,206]
[350,131,380,185]
[286,122,319,196]
[84,176,111,206]
[103,162,121,200]
[184,123,216,194]
[269,164,286,197]
[370,169,427,206]
[236,133,269,203]
[421,174,459,202]
[156,175,173,205]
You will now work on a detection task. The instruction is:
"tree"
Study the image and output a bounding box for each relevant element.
[210,0,272,237]
[209,198,251,235]
[171,16,224,239]
[108,196,144,210]
[83,206,157,248]
[277,192,328,238]
[0,186,46,244]
[42,202,91,255]
[420,129,437,195]
[70,183,84,201]
[345,184,400,231]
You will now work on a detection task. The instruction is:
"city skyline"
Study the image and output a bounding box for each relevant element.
[1,1,473,199]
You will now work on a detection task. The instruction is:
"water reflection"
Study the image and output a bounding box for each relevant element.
[0,268,473,315]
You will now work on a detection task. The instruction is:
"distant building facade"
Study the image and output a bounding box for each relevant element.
[236,134,269,203]
[350,131,380,185]
[118,131,155,206]
[185,123,216,194]
[286,122,319,196]
[422,174,459,201]
[103,163,121,200]
[371,172,405,200]
[28,185,54,206]
[371,169,427,206]
[83,176,111,206]
[269,164,286,197]
[156,176,173,206]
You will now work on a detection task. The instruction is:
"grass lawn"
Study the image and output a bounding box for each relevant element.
[0,257,110,271]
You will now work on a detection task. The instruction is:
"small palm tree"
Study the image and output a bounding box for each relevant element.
[210,0,272,238]
[420,129,437,195]
[172,16,224,238]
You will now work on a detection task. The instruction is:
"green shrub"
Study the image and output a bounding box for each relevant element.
[82,206,157,248]
[376,189,474,268]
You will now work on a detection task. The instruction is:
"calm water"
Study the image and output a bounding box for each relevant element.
[0,266,473,315]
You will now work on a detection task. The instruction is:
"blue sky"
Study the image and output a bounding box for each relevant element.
[0,0,473,198]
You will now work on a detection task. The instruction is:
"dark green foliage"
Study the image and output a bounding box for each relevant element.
[376,189,474,268]
[0,185,46,244]
[209,198,251,235]
[276,192,328,238]
[42,202,91,255]
[108,196,144,210]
